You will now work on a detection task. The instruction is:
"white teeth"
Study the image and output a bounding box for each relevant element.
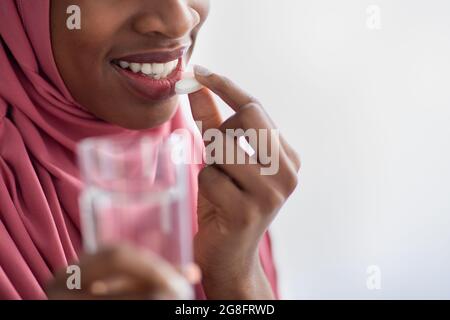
[130,63,141,73]
[152,63,165,75]
[163,60,177,77]
[141,63,152,75]
[117,59,179,79]
[119,61,130,68]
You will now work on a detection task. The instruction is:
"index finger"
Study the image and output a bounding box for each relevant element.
[193,65,259,111]
[188,87,223,135]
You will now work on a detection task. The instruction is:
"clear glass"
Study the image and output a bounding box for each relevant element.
[77,133,192,273]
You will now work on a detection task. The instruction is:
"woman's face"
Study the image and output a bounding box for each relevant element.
[51,0,209,129]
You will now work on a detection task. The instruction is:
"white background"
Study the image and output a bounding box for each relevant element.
[190,0,450,299]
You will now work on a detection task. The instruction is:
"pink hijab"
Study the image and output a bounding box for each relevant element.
[0,0,278,299]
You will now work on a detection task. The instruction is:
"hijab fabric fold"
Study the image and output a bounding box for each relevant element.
[0,0,278,299]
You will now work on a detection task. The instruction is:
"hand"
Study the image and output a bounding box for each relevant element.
[188,66,301,300]
[46,245,200,300]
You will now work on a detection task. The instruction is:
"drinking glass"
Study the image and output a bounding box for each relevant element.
[77,133,192,287]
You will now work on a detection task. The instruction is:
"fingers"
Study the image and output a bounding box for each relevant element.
[202,130,288,209]
[217,104,298,195]
[46,246,195,300]
[181,263,202,285]
[190,66,301,201]
[79,246,183,293]
[198,164,244,209]
[197,164,274,232]
[279,135,301,172]
[188,65,258,138]
[188,87,223,134]
[193,65,258,112]
[218,103,275,165]
[191,66,300,172]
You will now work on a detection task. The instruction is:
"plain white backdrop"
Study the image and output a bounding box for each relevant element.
[188,0,450,299]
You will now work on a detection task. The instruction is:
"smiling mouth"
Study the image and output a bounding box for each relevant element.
[112,59,180,80]
[110,47,187,101]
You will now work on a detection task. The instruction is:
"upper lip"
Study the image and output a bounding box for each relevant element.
[113,46,189,64]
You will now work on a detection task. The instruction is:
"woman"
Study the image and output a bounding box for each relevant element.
[0,0,300,299]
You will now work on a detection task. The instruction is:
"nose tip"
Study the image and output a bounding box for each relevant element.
[133,1,201,40]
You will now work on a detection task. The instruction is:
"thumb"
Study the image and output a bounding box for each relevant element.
[188,87,223,135]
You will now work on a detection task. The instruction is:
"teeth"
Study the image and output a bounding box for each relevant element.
[163,60,177,78]
[117,59,179,79]
[141,63,152,75]
[119,61,130,68]
[152,63,164,75]
[130,63,141,73]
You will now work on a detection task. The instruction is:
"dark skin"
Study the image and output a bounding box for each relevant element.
[49,0,300,300]
[51,0,207,129]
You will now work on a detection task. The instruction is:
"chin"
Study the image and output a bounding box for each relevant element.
[108,100,180,130]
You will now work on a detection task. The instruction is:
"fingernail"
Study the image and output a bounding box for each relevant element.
[183,264,202,284]
[194,65,213,77]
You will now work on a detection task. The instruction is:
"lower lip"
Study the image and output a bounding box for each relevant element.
[112,59,183,101]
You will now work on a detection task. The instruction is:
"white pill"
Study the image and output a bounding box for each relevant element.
[175,75,203,95]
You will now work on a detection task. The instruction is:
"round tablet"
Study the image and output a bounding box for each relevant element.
[175,76,203,95]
